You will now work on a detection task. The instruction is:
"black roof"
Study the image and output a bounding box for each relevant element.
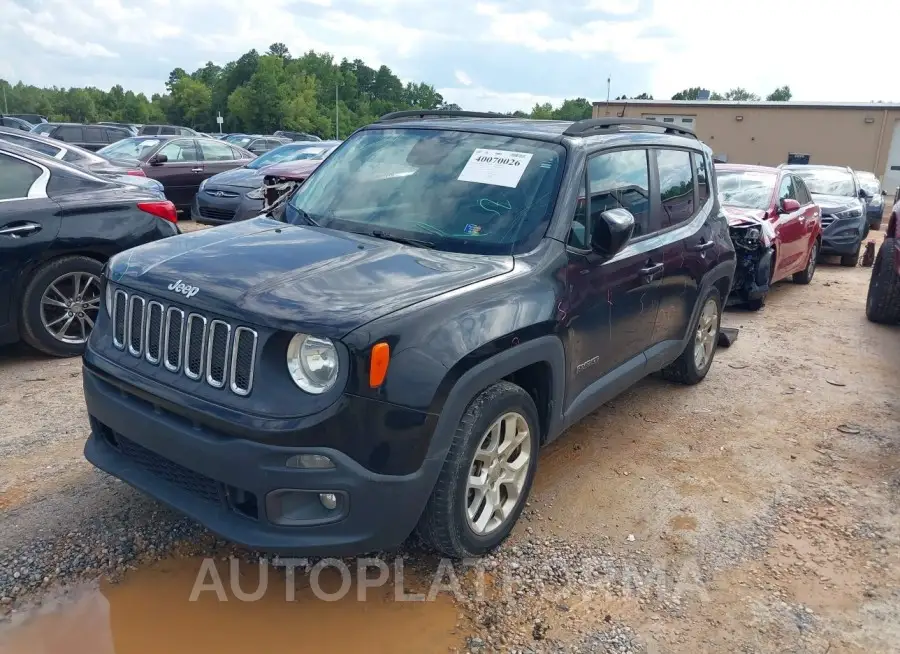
[372,111,699,145]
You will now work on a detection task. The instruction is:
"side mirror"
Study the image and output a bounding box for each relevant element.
[591,208,635,257]
[779,198,801,213]
[858,188,869,199]
[149,153,167,165]
[881,189,887,196]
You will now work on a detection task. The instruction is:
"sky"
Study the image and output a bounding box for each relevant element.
[1,0,897,113]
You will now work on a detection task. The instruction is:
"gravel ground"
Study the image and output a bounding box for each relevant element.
[0,224,898,653]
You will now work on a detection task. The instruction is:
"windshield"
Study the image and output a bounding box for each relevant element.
[30,123,55,136]
[287,128,566,255]
[224,135,251,146]
[790,168,855,197]
[98,137,161,160]
[716,169,776,210]
[858,175,880,195]
[247,144,331,169]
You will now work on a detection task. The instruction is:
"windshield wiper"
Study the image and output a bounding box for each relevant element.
[369,230,435,249]
[292,207,320,226]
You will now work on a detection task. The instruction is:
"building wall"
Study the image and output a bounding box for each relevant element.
[594,101,900,192]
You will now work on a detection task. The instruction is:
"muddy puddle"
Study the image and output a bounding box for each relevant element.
[0,557,463,654]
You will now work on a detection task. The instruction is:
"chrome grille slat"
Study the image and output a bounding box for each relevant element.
[164,308,184,372]
[184,314,208,380]
[145,302,164,364]
[230,327,258,396]
[109,290,257,395]
[127,296,145,357]
[112,290,128,349]
[206,320,231,388]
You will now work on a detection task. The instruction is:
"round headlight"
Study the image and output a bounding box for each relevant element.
[287,333,339,394]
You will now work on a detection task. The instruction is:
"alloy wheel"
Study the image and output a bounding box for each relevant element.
[39,272,101,344]
[465,411,532,536]
[693,297,719,370]
[806,243,818,277]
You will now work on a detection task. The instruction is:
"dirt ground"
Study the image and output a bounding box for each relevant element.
[0,224,897,654]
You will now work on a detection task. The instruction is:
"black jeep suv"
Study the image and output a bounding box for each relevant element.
[82,113,736,558]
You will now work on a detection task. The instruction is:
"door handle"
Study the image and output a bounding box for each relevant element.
[640,262,664,276]
[0,222,41,237]
[191,167,203,173]
[689,239,715,252]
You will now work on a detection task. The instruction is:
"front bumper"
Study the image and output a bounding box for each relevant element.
[820,215,867,255]
[82,364,444,555]
[192,190,264,226]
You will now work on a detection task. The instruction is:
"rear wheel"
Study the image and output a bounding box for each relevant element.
[416,381,540,558]
[662,288,722,385]
[865,239,900,324]
[20,256,103,357]
[793,240,819,285]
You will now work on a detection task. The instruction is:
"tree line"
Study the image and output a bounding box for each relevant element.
[0,43,453,138]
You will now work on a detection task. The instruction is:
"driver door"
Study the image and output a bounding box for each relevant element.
[772,174,806,276]
[151,139,202,209]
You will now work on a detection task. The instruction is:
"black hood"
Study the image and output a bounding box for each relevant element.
[811,193,863,214]
[108,217,513,338]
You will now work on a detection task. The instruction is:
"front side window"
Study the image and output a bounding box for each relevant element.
[54,126,83,142]
[858,176,880,195]
[794,176,812,205]
[657,149,695,228]
[586,149,651,237]
[778,175,797,201]
[157,139,199,162]
[288,127,566,255]
[199,139,235,161]
[0,153,41,200]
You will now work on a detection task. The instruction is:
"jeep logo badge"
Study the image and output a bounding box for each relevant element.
[167,279,200,298]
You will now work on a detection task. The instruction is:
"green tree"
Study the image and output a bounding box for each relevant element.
[723,87,760,101]
[171,77,212,129]
[530,102,554,119]
[766,85,792,101]
[551,97,592,121]
[267,42,290,60]
[671,87,723,100]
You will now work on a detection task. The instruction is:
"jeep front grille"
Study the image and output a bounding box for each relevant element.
[111,290,257,395]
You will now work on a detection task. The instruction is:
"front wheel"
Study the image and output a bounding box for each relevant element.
[841,244,861,267]
[416,381,540,558]
[20,256,103,357]
[793,240,819,285]
[662,288,722,385]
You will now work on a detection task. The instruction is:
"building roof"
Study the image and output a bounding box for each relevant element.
[595,100,900,110]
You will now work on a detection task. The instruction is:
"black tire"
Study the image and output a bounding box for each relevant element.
[840,244,860,267]
[792,240,819,285]
[871,219,882,232]
[746,296,766,311]
[416,381,540,558]
[865,239,900,324]
[20,256,103,357]
[662,287,722,385]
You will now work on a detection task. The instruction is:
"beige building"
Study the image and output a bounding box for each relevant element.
[593,100,900,194]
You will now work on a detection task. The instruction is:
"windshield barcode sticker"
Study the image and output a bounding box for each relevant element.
[457,149,533,188]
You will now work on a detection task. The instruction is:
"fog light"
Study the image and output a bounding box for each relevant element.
[319,493,338,510]
[286,454,334,469]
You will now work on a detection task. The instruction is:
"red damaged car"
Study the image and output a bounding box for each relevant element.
[716,164,822,309]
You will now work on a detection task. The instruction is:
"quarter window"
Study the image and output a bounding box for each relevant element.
[657,149,696,228]
[0,153,41,200]
[693,152,709,205]
[586,149,652,237]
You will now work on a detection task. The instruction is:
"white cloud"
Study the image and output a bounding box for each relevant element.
[583,0,640,14]
[455,70,473,86]
[439,85,564,113]
[20,23,118,59]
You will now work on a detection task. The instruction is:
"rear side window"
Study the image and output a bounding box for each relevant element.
[0,153,41,200]
[141,126,160,135]
[84,126,106,143]
[105,128,128,142]
[230,146,246,159]
[694,152,710,205]
[586,148,652,238]
[179,128,194,136]
[199,139,235,161]
[54,126,83,142]
[161,126,179,135]
[657,149,696,228]
[0,132,62,157]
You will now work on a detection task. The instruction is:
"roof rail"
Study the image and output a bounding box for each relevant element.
[377,110,508,122]
[563,117,697,139]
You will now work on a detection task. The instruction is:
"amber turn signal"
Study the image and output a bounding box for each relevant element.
[369,342,390,388]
